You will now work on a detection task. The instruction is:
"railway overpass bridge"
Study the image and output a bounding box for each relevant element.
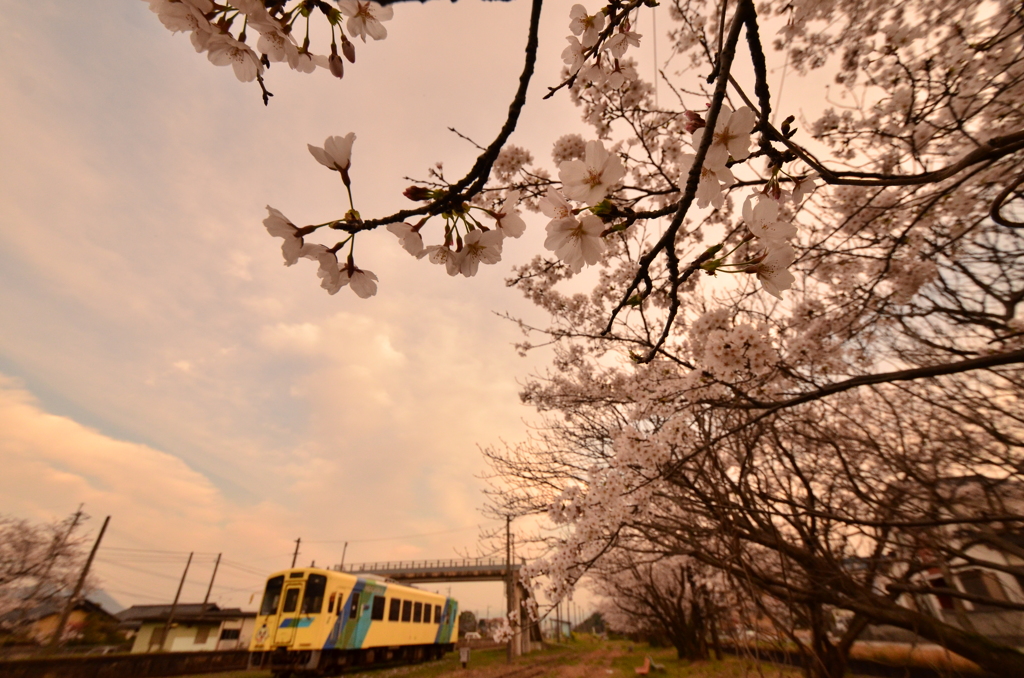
[331,558,539,656]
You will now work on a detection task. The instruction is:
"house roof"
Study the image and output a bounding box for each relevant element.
[115,603,255,629]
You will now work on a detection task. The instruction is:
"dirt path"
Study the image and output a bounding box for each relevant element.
[452,647,626,678]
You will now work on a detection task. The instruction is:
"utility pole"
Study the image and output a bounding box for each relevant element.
[49,515,108,649]
[161,552,193,651]
[505,515,512,664]
[199,553,221,618]
[339,541,348,570]
[291,538,301,568]
[24,505,85,630]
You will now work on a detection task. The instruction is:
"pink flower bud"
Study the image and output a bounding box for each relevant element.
[683,110,706,134]
[403,186,433,201]
[328,54,345,79]
[341,38,356,63]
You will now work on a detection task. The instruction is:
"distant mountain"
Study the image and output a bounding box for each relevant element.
[87,589,124,614]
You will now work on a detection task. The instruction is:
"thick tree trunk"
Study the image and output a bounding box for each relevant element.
[855,596,1024,677]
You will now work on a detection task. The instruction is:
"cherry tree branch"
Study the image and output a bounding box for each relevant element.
[348,0,544,231]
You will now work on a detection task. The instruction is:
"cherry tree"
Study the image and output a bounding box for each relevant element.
[0,511,91,632]
[146,0,1024,675]
[591,551,725,660]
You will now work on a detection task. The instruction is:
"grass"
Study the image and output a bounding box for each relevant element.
[165,640,804,678]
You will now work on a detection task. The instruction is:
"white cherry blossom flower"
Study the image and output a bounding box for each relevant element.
[493,191,527,238]
[559,140,625,206]
[206,33,263,82]
[246,6,300,67]
[346,267,379,298]
[605,59,637,89]
[337,0,393,42]
[751,243,796,299]
[743,194,797,244]
[310,249,344,293]
[291,50,320,73]
[386,222,424,256]
[692,105,757,169]
[791,172,819,204]
[147,0,214,52]
[544,213,606,273]
[605,27,641,59]
[421,245,461,276]
[680,154,735,209]
[569,5,604,48]
[539,188,574,221]
[263,206,311,266]
[308,133,356,175]
[459,229,504,277]
[562,36,585,73]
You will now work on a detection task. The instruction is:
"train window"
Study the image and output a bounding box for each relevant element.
[289,572,304,578]
[389,599,401,621]
[350,596,359,619]
[282,587,301,613]
[435,605,442,622]
[371,595,386,620]
[328,592,336,614]
[259,576,284,616]
[424,604,432,623]
[301,574,327,614]
[401,600,412,622]
[413,602,422,623]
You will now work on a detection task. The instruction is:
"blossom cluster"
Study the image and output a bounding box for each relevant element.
[562,4,642,90]
[145,0,392,85]
[538,140,625,274]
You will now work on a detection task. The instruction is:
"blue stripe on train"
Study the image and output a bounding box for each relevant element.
[279,617,314,628]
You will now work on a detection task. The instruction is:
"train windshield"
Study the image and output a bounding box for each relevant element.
[259,575,285,616]
[300,574,327,614]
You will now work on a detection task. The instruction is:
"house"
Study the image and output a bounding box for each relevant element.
[0,598,121,646]
[116,603,256,653]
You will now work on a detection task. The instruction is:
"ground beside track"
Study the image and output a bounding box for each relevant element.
[168,637,803,678]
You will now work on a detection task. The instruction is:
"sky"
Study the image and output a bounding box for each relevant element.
[0,0,817,623]
[0,0,618,619]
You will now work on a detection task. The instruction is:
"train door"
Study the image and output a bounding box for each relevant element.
[273,580,304,646]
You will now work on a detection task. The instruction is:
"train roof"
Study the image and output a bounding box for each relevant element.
[262,566,451,599]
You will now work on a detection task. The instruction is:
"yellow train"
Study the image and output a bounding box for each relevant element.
[249,567,458,676]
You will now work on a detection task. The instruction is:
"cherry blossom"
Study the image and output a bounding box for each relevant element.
[291,50,320,73]
[790,173,819,204]
[206,33,263,82]
[742,194,797,244]
[750,243,796,299]
[679,154,735,209]
[551,135,586,164]
[492,191,527,238]
[337,0,393,43]
[539,187,574,222]
[308,133,356,177]
[562,37,585,73]
[605,59,637,90]
[559,140,625,206]
[346,267,379,298]
[263,206,310,265]
[386,222,424,256]
[568,4,604,48]
[605,25,641,59]
[544,213,606,273]
[459,229,504,277]
[421,245,461,276]
[147,0,214,52]
[692,105,756,169]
